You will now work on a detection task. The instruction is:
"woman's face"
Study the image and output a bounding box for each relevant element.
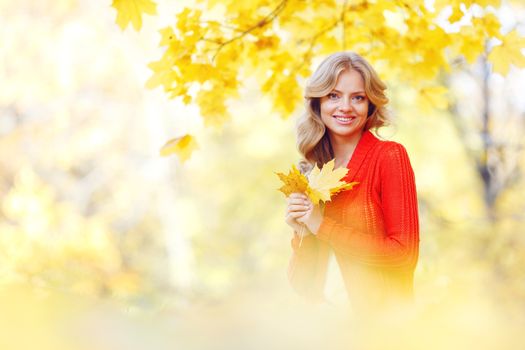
[319,69,369,141]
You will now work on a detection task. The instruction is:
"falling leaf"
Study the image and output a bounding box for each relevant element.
[160,134,198,162]
[112,0,157,31]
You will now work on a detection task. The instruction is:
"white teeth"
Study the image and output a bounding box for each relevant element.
[335,116,354,122]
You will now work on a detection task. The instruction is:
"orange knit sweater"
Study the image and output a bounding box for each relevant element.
[288,130,420,311]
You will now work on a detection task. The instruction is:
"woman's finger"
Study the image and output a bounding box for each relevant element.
[287,194,309,209]
[289,192,304,197]
[286,204,310,213]
[286,211,307,220]
[288,193,308,201]
[287,197,311,206]
[286,208,310,218]
[286,211,306,220]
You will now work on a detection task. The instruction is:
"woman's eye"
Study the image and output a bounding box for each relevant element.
[328,93,339,99]
[352,95,367,103]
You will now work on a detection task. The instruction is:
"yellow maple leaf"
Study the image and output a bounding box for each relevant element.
[112,0,157,31]
[306,159,357,205]
[276,160,358,204]
[454,27,485,64]
[330,181,359,196]
[275,165,309,197]
[488,30,525,75]
[159,134,199,162]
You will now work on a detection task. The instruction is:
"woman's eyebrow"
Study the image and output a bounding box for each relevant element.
[331,89,366,94]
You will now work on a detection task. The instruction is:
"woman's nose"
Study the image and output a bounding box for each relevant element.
[338,97,353,112]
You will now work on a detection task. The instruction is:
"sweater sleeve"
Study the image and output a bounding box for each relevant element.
[315,143,419,269]
[287,231,329,302]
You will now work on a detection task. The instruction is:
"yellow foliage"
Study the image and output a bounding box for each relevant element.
[111,0,157,31]
[159,134,199,162]
[111,0,520,161]
[158,26,176,46]
[472,13,501,39]
[195,89,232,128]
[453,26,486,64]
[488,30,525,75]
[464,0,501,6]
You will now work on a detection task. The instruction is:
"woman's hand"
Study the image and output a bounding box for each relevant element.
[296,195,323,235]
[285,192,311,235]
[285,193,323,235]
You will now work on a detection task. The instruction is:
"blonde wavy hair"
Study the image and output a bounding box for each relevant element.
[296,52,390,175]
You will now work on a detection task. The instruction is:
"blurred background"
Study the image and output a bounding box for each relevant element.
[1,0,525,349]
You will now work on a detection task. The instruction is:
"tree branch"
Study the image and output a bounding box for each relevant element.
[198,20,245,33]
[210,0,289,62]
[291,19,341,76]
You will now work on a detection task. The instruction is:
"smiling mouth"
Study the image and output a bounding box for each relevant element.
[333,115,356,123]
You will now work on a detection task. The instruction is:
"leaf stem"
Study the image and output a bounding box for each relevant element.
[298,224,305,248]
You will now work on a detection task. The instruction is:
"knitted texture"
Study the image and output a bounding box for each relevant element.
[287,130,420,307]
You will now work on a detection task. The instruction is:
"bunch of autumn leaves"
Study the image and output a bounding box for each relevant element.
[276,160,358,245]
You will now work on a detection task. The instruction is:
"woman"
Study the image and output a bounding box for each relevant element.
[285,52,419,316]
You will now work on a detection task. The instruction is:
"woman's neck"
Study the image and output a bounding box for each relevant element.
[329,131,364,167]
